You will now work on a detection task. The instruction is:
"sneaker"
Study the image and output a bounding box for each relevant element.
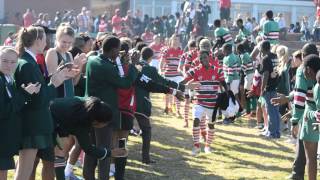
[286,174,304,180]
[142,159,156,164]
[257,124,264,129]
[191,146,201,156]
[204,146,212,154]
[129,129,141,136]
[265,134,280,139]
[260,129,269,136]
[283,124,289,132]
[259,127,267,132]
[223,118,232,125]
[109,164,115,177]
[65,173,81,180]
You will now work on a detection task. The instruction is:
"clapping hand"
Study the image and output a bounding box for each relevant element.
[21,82,41,94]
[246,90,255,98]
[73,53,87,67]
[61,65,81,79]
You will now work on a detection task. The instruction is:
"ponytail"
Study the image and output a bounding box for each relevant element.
[16,26,45,57]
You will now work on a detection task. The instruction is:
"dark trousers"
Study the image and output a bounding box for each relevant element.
[313,28,320,42]
[291,138,306,179]
[135,113,152,162]
[83,126,113,180]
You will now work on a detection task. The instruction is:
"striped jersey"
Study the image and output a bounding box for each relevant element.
[161,47,183,77]
[291,66,316,124]
[262,20,280,45]
[240,52,254,75]
[184,50,219,71]
[184,49,199,71]
[236,27,251,42]
[142,32,154,45]
[149,42,164,61]
[223,53,241,83]
[214,27,233,45]
[185,65,225,109]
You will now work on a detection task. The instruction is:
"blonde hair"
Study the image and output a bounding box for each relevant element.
[16,26,45,56]
[56,23,75,40]
[276,45,289,74]
[0,46,18,58]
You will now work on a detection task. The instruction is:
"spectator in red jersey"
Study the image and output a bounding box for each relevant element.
[23,9,34,27]
[112,9,123,34]
[149,34,164,70]
[219,0,231,21]
[141,28,154,45]
[315,0,320,17]
[98,15,108,33]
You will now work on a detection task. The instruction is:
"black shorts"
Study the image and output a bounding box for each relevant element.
[220,7,230,20]
[37,147,55,162]
[0,157,15,170]
[120,112,134,131]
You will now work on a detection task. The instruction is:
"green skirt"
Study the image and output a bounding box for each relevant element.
[0,157,15,170]
[300,116,319,142]
[21,134,53,149]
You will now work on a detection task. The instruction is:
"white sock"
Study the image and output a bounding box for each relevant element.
[110,163,115,172]
[64,163,74,176]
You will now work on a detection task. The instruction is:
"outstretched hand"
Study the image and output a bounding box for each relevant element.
[186,82,201,90]
[111,148,128,158]
[271,94,288,106]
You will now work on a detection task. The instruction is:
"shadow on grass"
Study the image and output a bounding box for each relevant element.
[216,127,294,153]
[126,112,226,179]
[217,150,291,173]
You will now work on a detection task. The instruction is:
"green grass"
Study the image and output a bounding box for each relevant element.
[124,94,296,180]
[7,94,317,179]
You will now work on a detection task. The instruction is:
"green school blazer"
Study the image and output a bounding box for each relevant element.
[50,96,107,158]
[0,73,29,157]
[135,60,185,117]
[14,51,57,137]
[85,54,138,129]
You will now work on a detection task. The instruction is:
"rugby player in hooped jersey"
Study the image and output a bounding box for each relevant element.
[181,50,228,156]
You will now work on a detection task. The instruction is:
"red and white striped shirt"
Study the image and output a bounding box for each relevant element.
[161,47,183,77]
[142,32,154,45]
[184,49,199,71]
[185,64,225,109]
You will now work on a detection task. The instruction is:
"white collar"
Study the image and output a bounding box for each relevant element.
[25,48,37,62]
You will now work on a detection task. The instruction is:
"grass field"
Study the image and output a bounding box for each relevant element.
[124,94,296,180]
[7,94,317,180]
